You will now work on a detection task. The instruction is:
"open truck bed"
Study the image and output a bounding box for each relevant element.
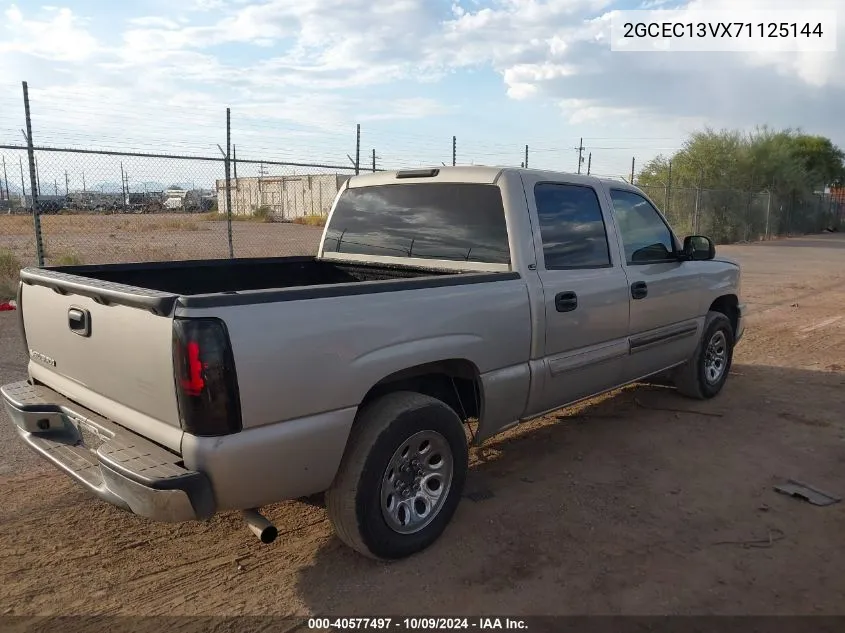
[18,256,478,315]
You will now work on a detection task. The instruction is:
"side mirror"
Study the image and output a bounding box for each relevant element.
[682,235,715,261]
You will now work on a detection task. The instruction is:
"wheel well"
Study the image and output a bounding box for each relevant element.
[359,360,481,424]
[709,294,739,336]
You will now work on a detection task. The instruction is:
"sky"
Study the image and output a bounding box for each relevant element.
[0,0,843,191]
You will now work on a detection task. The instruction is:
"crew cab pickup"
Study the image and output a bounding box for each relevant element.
[2,166,744,559]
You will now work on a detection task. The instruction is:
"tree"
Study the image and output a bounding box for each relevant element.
[791,134,845,188]
[636,126,845,241]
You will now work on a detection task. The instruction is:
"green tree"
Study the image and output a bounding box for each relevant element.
[636,126,844,241]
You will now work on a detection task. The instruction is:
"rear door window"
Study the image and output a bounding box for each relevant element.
[534,183,612,269]
[323,183,510,264]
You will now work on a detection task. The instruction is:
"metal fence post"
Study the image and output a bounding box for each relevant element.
[225,107,234,258]
[666,161,672,216]
[355,124,361,175]
[764,189,772,240]
[693,186,701,235]
[2,155,9,205]
[22,81,44,267]
[18,157,26,207]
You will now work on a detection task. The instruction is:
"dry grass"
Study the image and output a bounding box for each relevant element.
[0,248,21,300]
[115,218,204,232]
[197,209,325,226]
[0,214,209,236]
[293,214,328,227]
[51,252,85,266]
[0,216,34,236]
[198,209,274,223]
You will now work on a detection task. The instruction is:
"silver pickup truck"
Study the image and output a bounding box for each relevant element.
[2,166,744,560]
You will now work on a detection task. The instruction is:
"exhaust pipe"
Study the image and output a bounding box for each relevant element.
[242,509,278,544]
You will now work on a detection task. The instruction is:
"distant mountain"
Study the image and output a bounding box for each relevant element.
[2,182,22,195]
[133,181,167,192]
[91,181,124,194]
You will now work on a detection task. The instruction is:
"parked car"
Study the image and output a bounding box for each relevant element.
[2,166,744,559]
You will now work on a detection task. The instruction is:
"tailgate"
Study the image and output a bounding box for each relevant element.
[18,268,183,452]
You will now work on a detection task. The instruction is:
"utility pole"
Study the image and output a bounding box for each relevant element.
[630,157,636,184]
[53,178,58,196]
[452,136,457,167]
[65,170,69,196]
[82,171,86,192]
[587,153,592,176]
[233,144,238,187]
[524,145,528,169]
[34,154,41,196]
[576,138,585,174]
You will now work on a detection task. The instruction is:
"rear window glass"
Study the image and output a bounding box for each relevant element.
[323,183,510,265]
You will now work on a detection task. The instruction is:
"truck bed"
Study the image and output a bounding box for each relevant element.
[44,256,456,296]
[19,256,513,317]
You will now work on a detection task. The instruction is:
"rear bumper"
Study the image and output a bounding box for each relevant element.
[1,380,214,522]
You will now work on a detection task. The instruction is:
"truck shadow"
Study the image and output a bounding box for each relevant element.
[294,363,845,615]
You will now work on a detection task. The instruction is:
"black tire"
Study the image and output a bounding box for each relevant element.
[673,310,735,399]
[325,391,469,560]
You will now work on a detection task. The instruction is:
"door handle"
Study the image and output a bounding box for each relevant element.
[555,291,578,312]
[68,307,91,337]
[631,281,648,300]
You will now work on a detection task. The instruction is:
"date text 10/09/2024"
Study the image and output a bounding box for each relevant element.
[307,618,528,630]
[622,21,824,39]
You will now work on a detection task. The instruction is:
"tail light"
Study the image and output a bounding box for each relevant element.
[172,318,242,436]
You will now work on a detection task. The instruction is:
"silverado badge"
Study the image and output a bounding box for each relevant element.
[29,350,57,367]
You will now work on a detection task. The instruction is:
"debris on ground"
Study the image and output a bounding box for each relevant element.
[774,480,841,506]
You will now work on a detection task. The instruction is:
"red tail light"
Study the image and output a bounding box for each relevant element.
[181,341,205,396]
[173,318,242,436]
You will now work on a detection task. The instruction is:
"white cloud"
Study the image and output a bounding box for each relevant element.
[127,16,180,29]
[0,4,99,62]
[359,98,452,121]
[2,0,844,172]
[429,0,845,138]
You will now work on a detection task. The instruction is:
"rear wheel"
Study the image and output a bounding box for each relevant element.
[673,311,735,399]
[326,391,469,560]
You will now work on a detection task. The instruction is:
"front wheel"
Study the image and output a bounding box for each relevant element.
[673,311,735,399]
[326,391,469,560]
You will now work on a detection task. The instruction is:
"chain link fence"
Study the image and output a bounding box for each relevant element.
[3,146,842,271]
[0,145,355,270]
[638,184,842,243]
[1,80,843,298]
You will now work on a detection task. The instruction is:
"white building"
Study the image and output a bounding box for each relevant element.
[215,173,351,219]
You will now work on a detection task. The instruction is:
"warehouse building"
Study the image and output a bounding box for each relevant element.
[215,173,351,219]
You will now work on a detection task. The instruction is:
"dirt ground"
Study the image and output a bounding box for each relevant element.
[0,233,844,617]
